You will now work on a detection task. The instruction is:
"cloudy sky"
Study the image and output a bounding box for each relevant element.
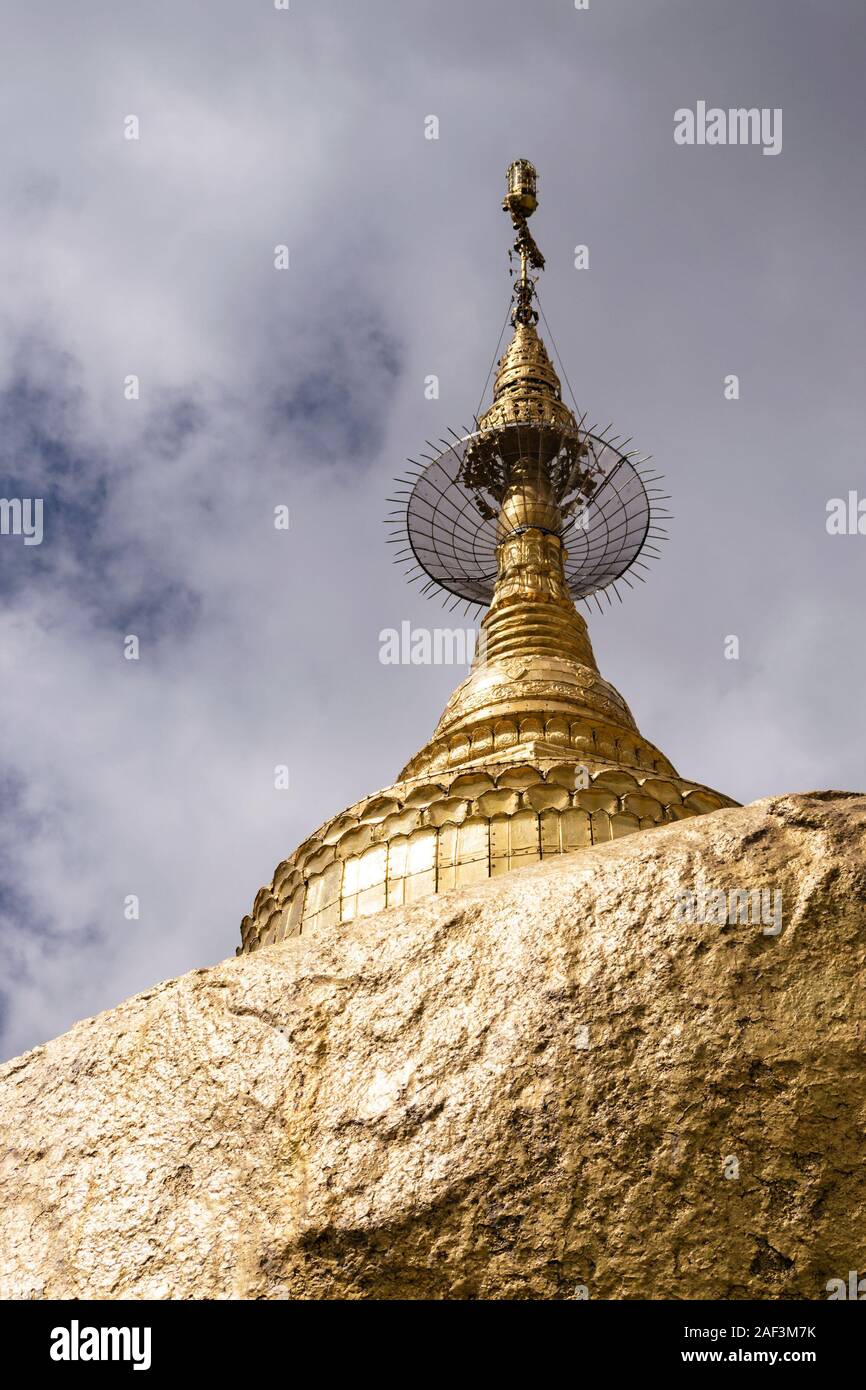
[0,0,863,1060]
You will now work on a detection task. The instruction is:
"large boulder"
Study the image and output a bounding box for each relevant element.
[1,791,864,1300]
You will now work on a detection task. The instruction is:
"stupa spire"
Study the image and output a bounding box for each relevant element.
[469,160,596,672]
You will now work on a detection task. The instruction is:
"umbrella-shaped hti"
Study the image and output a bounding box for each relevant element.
[388,423,670,613]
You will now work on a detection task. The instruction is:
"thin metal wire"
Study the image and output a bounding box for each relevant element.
[473,299,513,425]
[535,290,583,423]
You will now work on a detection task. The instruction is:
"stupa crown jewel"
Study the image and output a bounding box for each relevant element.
[239,160,737,954]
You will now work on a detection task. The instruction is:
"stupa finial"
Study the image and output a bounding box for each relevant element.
[502,159,545,326]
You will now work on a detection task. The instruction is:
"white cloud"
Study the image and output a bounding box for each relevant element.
[1,0,864,1057]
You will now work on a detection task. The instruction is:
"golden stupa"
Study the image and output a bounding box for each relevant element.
[239,161,736,953]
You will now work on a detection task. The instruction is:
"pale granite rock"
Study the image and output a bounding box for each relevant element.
[1,791,865,1300]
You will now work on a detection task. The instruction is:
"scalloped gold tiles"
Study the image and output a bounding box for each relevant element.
[545,716,569,744]
[683,789,725,814]
[357,796,400,824]
[496,764,542,789]
[404,828,437,902]
[335,824,374,859]
[426,797,470,827]
[449,772,497,799]
[240,756,737,951]
[476,789,521,817]
[301,843,337,878]
[509,809,540,865]
[519,716,543,741]
[580,789,619,815]
[448,734,471,763]
[488,817,508,875]
[539,809,561,856]
[376,807,422,840]
[493,719,518,749]
[610,812,641,839]
[403,782,447,808]
[320,815,359,846]
[561,807,591,851]
[469,727,493,759]
[590,809,612,842]
[546,762,581,788]
[622,793,664,821]
[525,784,570,812]
[593,769,639,795]
[286,885,305,937]
[640,777,682,805]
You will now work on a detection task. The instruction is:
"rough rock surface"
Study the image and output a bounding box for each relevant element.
[1,791,865,1300]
